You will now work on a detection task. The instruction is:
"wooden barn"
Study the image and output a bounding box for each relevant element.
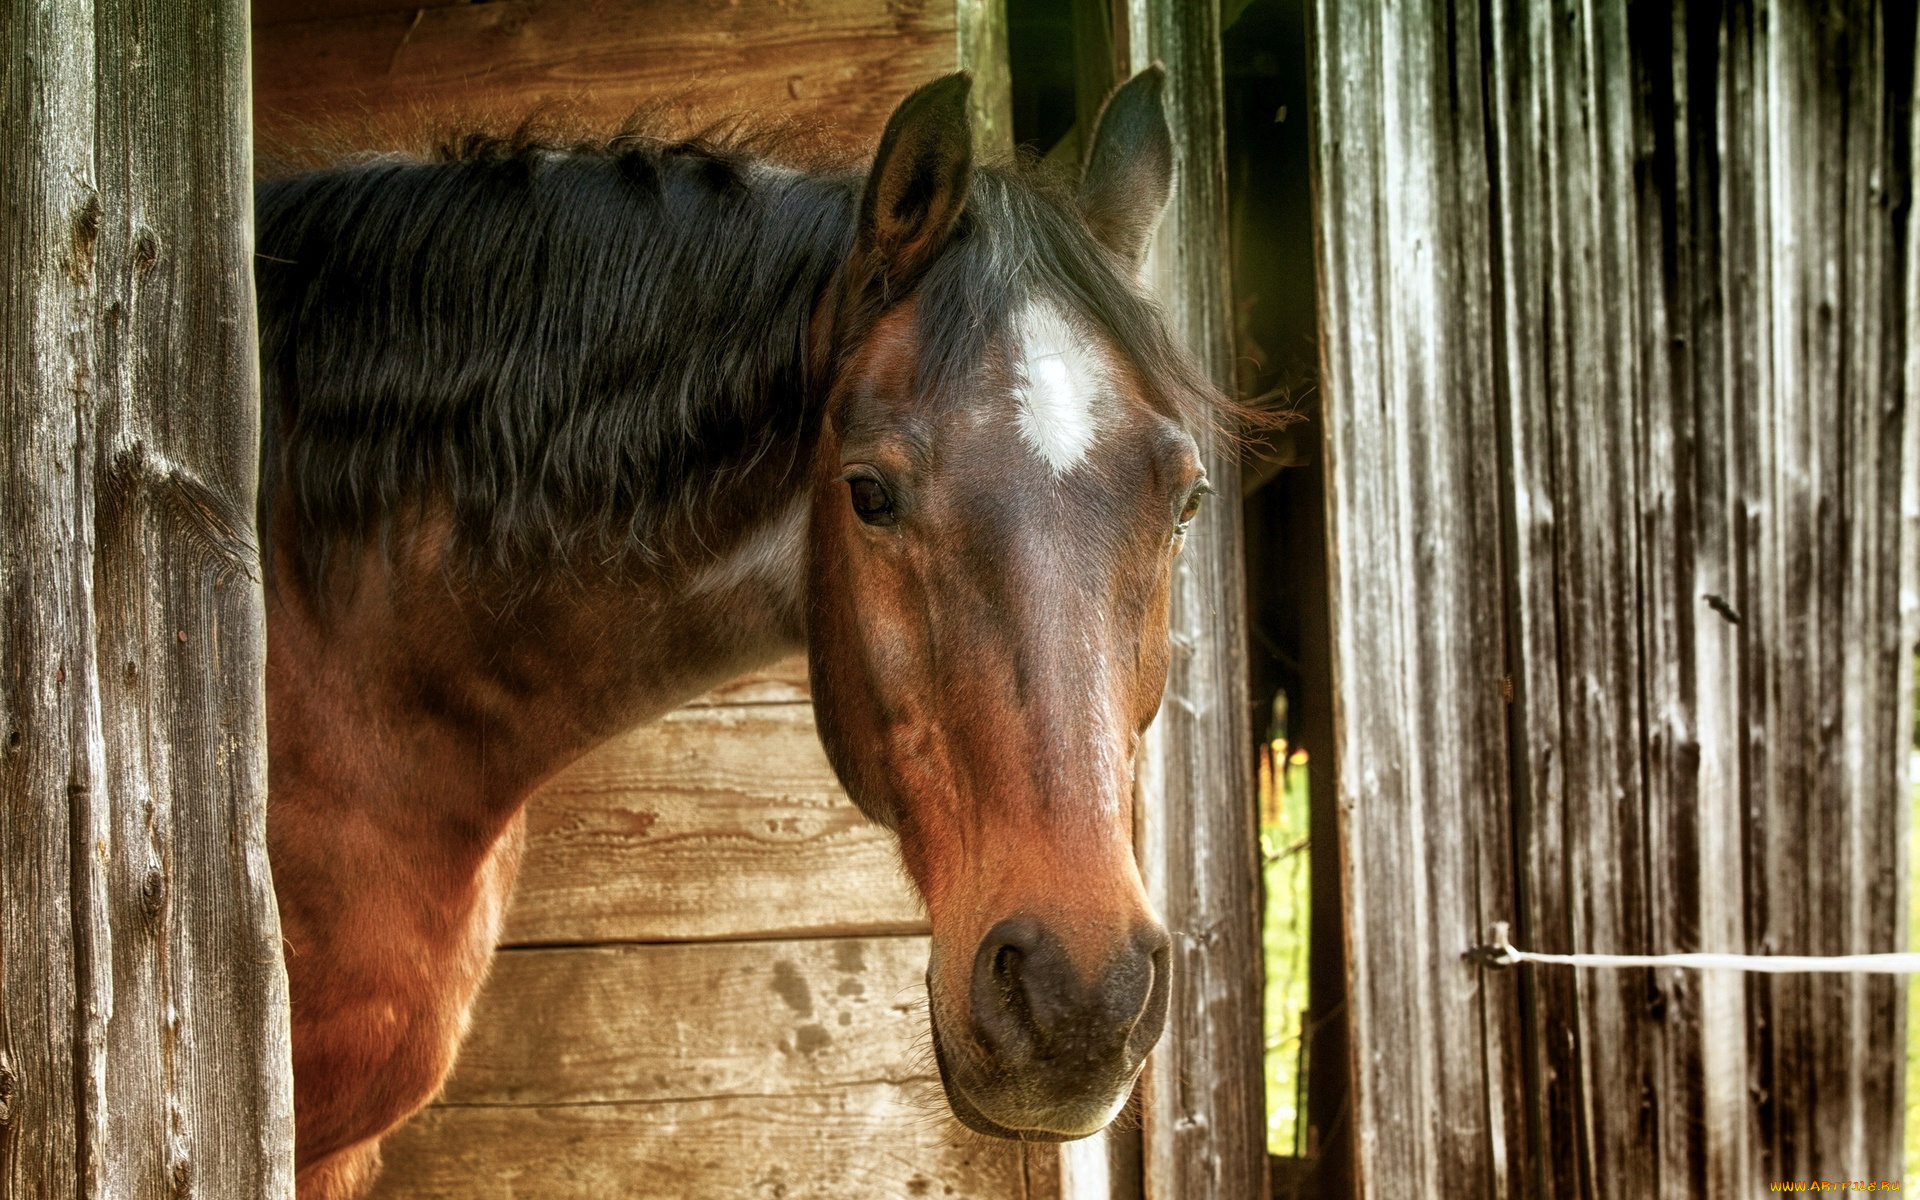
[3,2,1915,1199]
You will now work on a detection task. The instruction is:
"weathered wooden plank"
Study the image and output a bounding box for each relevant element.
[1902,16,1920,1190]
[1120,4,1267,1199]
[252,0,959,154]
[1308,1,1531,1196]
[0,1,95,1188]
[386,935,1064,1198]
[368,1085,1031,1200]
[439,936,935,1106]
[505,702,924,945]
[1646,6,1751,1193]
[1739,2,1910,1184]
[1648,14,1751,1195]
[1484,5,1674,1196]
[1,0,292,1194]
[957,0,1014,160]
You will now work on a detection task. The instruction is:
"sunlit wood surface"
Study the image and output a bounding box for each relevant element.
[252,0,957,157]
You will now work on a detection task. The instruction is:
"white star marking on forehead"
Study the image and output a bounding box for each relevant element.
[1010,299,1114,476]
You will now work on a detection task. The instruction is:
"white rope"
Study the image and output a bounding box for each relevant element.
[1470,925,1920,974]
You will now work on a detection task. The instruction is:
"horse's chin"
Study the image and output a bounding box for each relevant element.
[928,1018,1111,1144]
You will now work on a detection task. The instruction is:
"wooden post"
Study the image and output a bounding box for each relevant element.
[1312,1,1917,1194]
[957,0,1014,161]
[1123,3,1269,1199]
[1,0,293,1195]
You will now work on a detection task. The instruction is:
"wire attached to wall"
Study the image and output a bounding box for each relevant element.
[1468,922,1920,975]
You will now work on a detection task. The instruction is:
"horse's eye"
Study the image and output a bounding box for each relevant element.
[1172,482,1209,550]
[1177,482,1210,527]
[848,476,895,525]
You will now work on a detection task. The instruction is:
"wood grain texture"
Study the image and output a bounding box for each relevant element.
[370,936,1045,1198]
[1,0,293,1194]
[956,0,1014,159]
[504,701,925,945]
[368,1086,1032,1200]
[1487,2,1914,1192]
[1313,1,1917,1195]
[1903,27,1920,1190]
[0,2,93,1188]
[438,936,938,1106]
[1308,2,1527,1196]
[1486,5,1716,1194]
[251,0,960,155]
[1121,4,1268,1199]
[1734,3,1912,1185]
[1487,5,1697,1192]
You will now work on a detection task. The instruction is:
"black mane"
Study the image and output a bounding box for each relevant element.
[255,124,1222,591]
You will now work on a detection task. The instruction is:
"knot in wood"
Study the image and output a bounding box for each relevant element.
[141,871,166,924]
[133,228,159,277]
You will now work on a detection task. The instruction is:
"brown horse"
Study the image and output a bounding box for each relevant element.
[255,69,1226,1198]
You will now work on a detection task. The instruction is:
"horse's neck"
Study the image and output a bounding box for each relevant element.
[266,486,811,856]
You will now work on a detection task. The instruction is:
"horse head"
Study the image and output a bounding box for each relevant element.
[806,69,1217,1141]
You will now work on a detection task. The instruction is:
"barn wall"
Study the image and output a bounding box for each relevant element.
[1313,1,1917,1195]
[249,4,1055,1196]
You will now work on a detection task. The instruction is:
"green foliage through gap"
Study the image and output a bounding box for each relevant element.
[1260,733,1311,1157]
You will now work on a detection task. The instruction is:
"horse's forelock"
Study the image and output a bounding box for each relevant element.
[912,170,1243,445]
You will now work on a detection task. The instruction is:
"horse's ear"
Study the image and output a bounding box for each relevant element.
[1078,66,1173,268]
[855,73,974,298]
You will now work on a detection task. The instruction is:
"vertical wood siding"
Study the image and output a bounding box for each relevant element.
[1313,1,1917,1194]
[0,0,291,1195]
[1309,2,1528,1194]
[1123,3,1269,1199]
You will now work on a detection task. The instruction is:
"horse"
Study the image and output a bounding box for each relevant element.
[254,68,1230,1199]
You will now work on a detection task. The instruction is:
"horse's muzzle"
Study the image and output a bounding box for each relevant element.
[932,915,1171,1141]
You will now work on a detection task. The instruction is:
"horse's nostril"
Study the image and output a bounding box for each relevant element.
[1148,939,1170,1001]
[1124,927,1173,1060]
[957,916,1172,1131]
[970,917,1053,1056]
[989,942,1030,1022]
[969,916,1167,1067]
[992,942,1022,984]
